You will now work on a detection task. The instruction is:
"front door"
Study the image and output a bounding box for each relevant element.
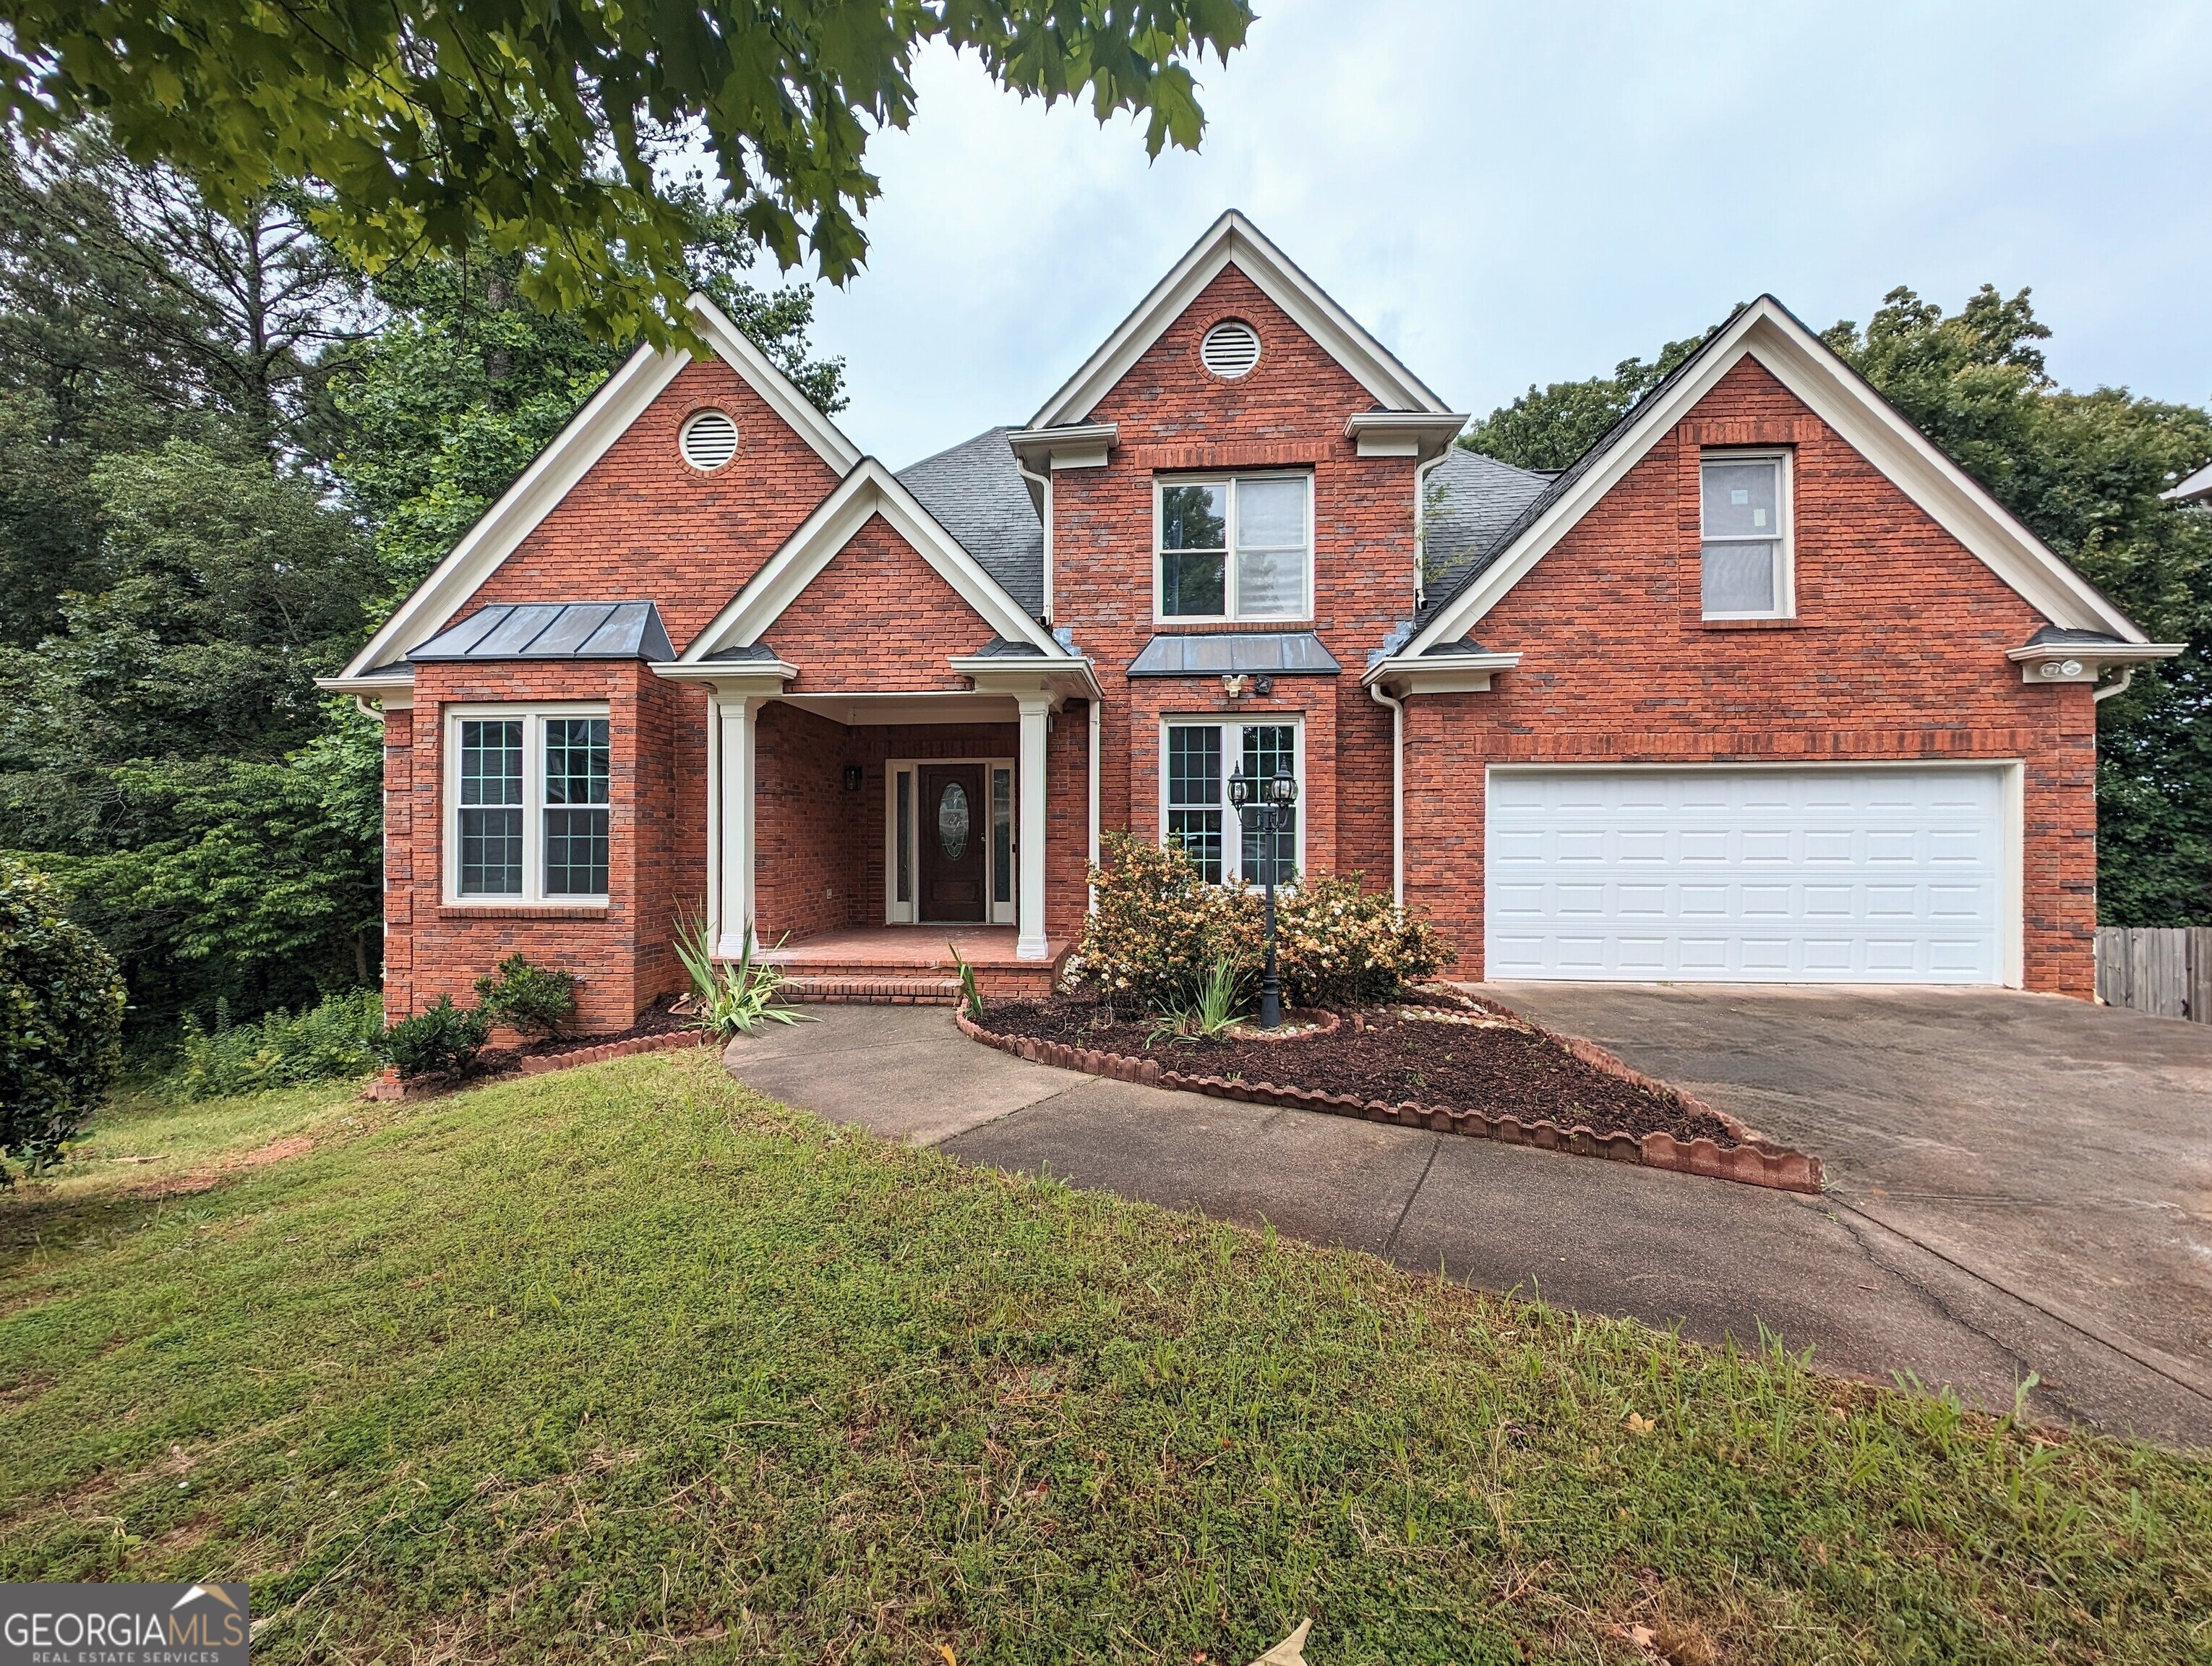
[919,764,987,922]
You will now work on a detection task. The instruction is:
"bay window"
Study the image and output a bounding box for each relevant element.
[1162,719,1302,884]
[448,705,610,902]
[1157,473,1311,621]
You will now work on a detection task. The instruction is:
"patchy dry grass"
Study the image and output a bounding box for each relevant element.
[0,1050,2205,1664]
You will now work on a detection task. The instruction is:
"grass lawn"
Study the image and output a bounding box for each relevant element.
[1,1051,2205,1665]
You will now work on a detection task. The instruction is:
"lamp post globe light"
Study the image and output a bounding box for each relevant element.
[1229,763,1299,1029]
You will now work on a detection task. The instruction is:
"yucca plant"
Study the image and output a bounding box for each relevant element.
[673,907,810,1038]
[948,942,985,1024]
[1145,954,1247,1048]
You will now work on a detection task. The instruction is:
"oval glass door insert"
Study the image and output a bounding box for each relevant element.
[937,780,971,860]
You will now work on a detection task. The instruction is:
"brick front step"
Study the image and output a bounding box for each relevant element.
[783,976,964,1004]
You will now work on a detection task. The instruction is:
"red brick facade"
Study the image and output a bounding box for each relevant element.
[370,247,2120,1025]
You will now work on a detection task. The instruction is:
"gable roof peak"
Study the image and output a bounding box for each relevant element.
[1028,209,1452,429]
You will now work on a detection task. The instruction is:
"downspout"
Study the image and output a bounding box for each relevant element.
[1017,457,1054,623]
[2093,666,2134,704]
[1088,693,1102,913]
[1368,681,1405,908]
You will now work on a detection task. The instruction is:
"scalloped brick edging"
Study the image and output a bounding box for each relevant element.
[362,1028,703,1100]
[953,1011,1822,1195]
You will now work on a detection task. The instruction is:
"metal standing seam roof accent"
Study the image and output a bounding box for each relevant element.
[1126,632,1342,677]
[408,601,676,662]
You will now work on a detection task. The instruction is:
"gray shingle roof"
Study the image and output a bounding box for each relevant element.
[1419,448,1553,603]
[2023,625,2132,648]
[408,601,675,662]
[898,427,1045,618]
[1414,328,1730,632]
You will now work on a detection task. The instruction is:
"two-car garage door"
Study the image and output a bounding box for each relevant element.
[1485,766,2015,984]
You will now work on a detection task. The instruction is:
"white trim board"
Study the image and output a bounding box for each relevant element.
[335,292,864,684]
[1028,210,1452,429]
[1407,297,2146,656]
[675,458,1068,662]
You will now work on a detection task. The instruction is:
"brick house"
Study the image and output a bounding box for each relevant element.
[322,213,2179,1029]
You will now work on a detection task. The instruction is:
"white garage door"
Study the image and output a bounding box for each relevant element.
[1486,766,2011,984]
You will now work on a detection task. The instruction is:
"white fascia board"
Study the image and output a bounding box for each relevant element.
[949,654,1105,701]
[685,291,862,473]
[1346,411,1468,460]
[1405,298,2147,655]
[1007,422,1118,472]
[338,292,862,682]
[1028,210,1451,429]
[650,658,801,688]
[338,341,684,679]
[677,461,1068,662]
[2161,460,2212,503]
[1363,650,1521,696]
[314,670,416,708]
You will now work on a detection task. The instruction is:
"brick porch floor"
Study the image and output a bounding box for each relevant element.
[755,926,1073,1004]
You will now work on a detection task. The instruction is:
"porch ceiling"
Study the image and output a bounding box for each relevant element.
[779,690,1026,726]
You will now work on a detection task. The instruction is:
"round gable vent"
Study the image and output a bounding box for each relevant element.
[680,409,739,470]
[1200,320,1261,379]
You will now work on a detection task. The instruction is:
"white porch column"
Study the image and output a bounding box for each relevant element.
[1016,693,1053,960]
[716,694,760,957]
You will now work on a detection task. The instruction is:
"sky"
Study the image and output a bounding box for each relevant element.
[783,0,2212,469]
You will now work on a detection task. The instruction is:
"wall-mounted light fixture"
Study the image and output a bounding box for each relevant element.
[843,764,863,791]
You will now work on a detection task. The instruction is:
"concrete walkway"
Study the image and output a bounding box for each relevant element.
[723,999,2212,1445]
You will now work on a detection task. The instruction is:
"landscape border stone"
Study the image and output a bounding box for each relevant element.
[953,1002,1823,1195]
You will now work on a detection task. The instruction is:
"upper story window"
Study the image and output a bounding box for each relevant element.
[1699,451,1793,619]
[1157,474,1311,621]
[449,705,610,902]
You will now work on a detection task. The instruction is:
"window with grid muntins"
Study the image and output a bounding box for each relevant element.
[543,717,610,895]
[1165,725,1224,884]
[459,719,524,894]
[1240,724,1298,885]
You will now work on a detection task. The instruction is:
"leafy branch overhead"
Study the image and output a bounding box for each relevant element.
[0,0,1256,347]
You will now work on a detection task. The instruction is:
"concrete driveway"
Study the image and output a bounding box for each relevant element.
[722,991,2212,1445]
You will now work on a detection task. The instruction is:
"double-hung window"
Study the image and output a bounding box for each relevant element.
[449,706,610,902]
[1157,474,1311,620]
[1162,719,1302,885]
[1699,451,1793,619]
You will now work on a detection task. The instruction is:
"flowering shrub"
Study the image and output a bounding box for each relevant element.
[1080,832,1452,1012]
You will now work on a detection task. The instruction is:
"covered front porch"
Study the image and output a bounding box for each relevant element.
[756,924,1074,1004]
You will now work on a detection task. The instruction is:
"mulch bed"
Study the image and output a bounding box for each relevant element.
[985,989,1734,1146]
[368,996,702,1100]
[965,986,1824,1194]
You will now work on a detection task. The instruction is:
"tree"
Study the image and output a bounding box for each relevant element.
[0,853,124,1172]
[0,0,1254,349]
[1462,331,1715,471]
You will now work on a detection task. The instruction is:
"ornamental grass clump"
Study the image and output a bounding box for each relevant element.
[1081,832,1451,1014]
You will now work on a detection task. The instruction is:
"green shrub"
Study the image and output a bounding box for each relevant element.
[1080,832,1451,1012]
[171,989,383,1100]
[0,855,127,1172]
[377,994,492,1079]
[473,953,576,1036]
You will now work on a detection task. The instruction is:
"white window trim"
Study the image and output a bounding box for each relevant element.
[442,701,612,906]
[1152,472,1315,625]
[884,756,1019,926]
[1157,717,1306,885]
[1699,448,1796,620]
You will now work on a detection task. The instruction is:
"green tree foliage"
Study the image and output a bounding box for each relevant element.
[1821,287,2212,924]
[0,0,1253,349]
[330,213,843,602]
[0,853,124,1170]
[1465,285,2212,924]
[1461,332,1715,471]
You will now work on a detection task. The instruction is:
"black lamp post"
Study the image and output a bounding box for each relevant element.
[1229,762,1300,1028]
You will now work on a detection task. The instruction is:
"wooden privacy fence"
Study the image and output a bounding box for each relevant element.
[2095,927,2212,1022]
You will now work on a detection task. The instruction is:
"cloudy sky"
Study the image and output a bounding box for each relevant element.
[793,1,2211,468]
